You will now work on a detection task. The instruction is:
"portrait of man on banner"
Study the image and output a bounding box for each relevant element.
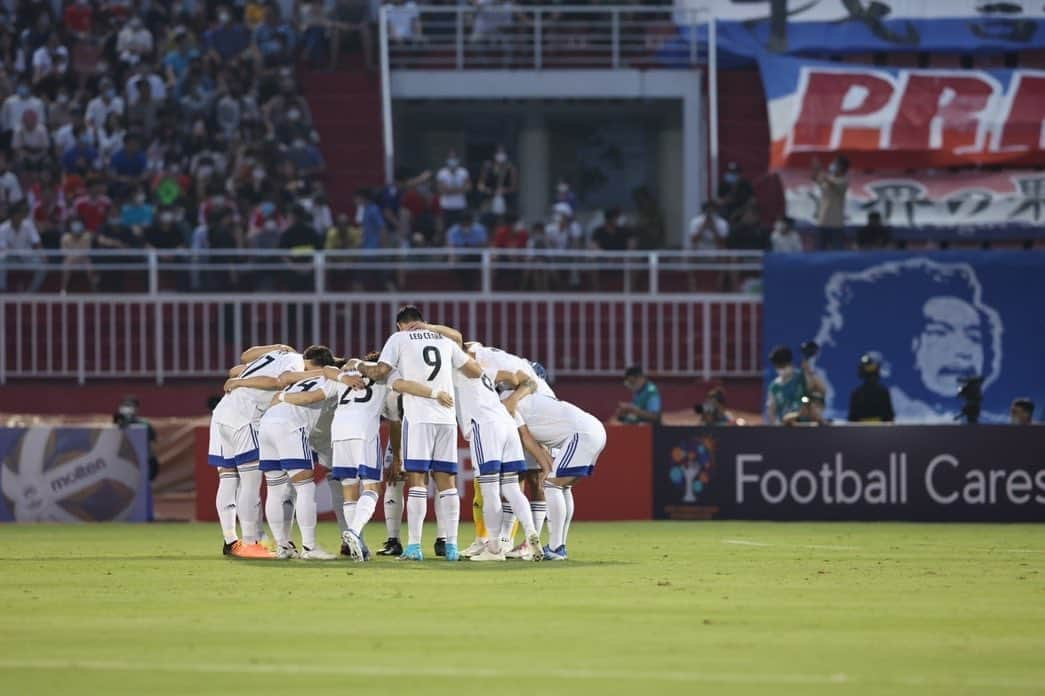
[813,258,1004,422]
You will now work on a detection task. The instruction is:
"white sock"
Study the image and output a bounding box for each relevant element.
[501,476,536,537]
[236,466,262,543]
[350,489,379,536]
[544,483,567,550]
[264,471,291,546]
[530,500,547,540]
[294,479,318,549]
[216,472,239,544]
[384,480,404,539]
[477,474,502,549]
[328,476,348,533]
[342,499,357,538]
[499,502,515,543]
[563,486,575,546]
[281,489,295,543]
[406,486,427,546]
[438,489,460,546]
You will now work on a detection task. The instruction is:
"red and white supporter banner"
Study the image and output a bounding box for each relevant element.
[760,54,1045,170]
[780,168,1045,232]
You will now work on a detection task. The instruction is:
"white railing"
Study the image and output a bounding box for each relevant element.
[0,293,762,384]
[0,248,763,295]
[383,5,710,70]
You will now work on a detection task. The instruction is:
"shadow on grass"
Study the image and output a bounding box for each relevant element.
[0,557,633,568]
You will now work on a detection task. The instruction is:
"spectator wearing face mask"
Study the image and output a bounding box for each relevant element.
[204,7,252,62]
[60,218,97,292]
[48,90,75,132]
[812,155,849,250]
[770,216,803,253]
[85,79,125,130]
[436,150,470,235]
[476,145,517,220]
[1,83,46,143]
[120,186,155,227]
[73,177,113,233]
[12,108,51,170]
[717,161,753,221]
[117,16,155,67]
[687,201,728,250]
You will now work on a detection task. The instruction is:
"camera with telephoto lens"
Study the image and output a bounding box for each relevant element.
[800,341,819,360]
[956,376,984,424]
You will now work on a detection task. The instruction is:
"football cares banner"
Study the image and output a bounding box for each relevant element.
[653,425,1045,522]
[686,0,1045,56]
[759,54,1045,169]
[0,426,150,522]
[779,168,1045,233]
[763,251,1045,424]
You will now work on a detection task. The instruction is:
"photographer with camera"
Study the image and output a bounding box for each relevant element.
[766,342,826,424]
[848,354,895,423]
[694,386,734,426]
[783,391,829,427]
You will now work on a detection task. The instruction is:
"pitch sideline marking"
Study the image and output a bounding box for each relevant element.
[0,658,1041,690]
[722,540,860,551]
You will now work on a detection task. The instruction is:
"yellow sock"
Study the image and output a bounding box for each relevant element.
[473,479,488,539]
[510,519,520,541]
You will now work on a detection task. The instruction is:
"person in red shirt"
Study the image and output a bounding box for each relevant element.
[64,0,94,36]
[72,178,113,233]
[492,214,528,249]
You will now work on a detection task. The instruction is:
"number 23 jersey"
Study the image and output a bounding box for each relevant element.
[331,370,401,441]
[377,330,469,426]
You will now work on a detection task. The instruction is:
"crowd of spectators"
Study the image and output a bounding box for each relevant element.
[0,0,378,293]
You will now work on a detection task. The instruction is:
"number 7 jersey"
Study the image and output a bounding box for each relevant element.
[377,330,469,426]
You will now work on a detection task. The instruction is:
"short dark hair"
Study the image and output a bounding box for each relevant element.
[396,305,423,325]
[364,350,380,362]
[769,345,793,367]
[1012,398,1035,416]
[624,365,644,379]
[303,344,336,367]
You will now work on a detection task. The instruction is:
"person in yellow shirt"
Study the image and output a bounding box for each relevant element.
[325,213,361,249]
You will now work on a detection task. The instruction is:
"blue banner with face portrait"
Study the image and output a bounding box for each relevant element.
[763,252,1045,424]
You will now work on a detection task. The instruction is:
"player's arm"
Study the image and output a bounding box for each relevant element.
[358,361,392,381]
[501,373,537,413]
[629,394,662,424]
[766,393,778,425]
[518,425,553,476]
[388,420,403,480]
[224,375,282,393]
[274,389,327,407]
[419,322,463,347]
[459,358,482,379]
[321,365,365,389]
[277,369,324,387]
[390,378,454,408]
[241,343,294,363]
[228,364,246,378]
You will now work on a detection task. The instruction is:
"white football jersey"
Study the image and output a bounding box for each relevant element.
[453,369,515,441]
[377,330,469,425]
[330,369,399,441]
[472,346,555,398]
[310,400,336,452]
[262,375,341,433]
[212,350,305,428]
[510,393,602,450]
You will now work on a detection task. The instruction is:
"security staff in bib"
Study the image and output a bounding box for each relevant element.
[616,365,662,424]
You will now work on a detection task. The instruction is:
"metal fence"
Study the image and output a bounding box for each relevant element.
[384,5,709,70]
[0,248,763,294]
[0,293,762,384]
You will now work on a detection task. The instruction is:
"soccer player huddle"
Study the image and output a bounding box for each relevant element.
[208,305,607,563]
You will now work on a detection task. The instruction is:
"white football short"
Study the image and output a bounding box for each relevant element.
[402,420,458,474]
[469,419,525,475]
[207,419,260,469]
[258,423,313,472]
[331,436,384,482]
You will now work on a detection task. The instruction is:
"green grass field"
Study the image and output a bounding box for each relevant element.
[0,521,1043,695]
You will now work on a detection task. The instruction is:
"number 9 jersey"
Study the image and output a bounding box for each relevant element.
[377,330,469,426]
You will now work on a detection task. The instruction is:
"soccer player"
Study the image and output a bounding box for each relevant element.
[377,399,406,557]
[469,344,556,558]
[208,343,300,558]
[259,345,343,560]
[505,391,606,560]
[323,353,455,561]
[358,305,484,561]
[420,323,544,562]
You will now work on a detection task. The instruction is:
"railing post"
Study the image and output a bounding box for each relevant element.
[534,9,542,69]
[649,252,659,295]
[456,8,464,69]
[624,301,633,366]
[379,5,395,185]
[147,249,158,295]
[155,300,164,385]
[480,250,492,294]
[77,301,85,384]
[611,9,620,69]
[315,251,326,294]
[701,298,711,381]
